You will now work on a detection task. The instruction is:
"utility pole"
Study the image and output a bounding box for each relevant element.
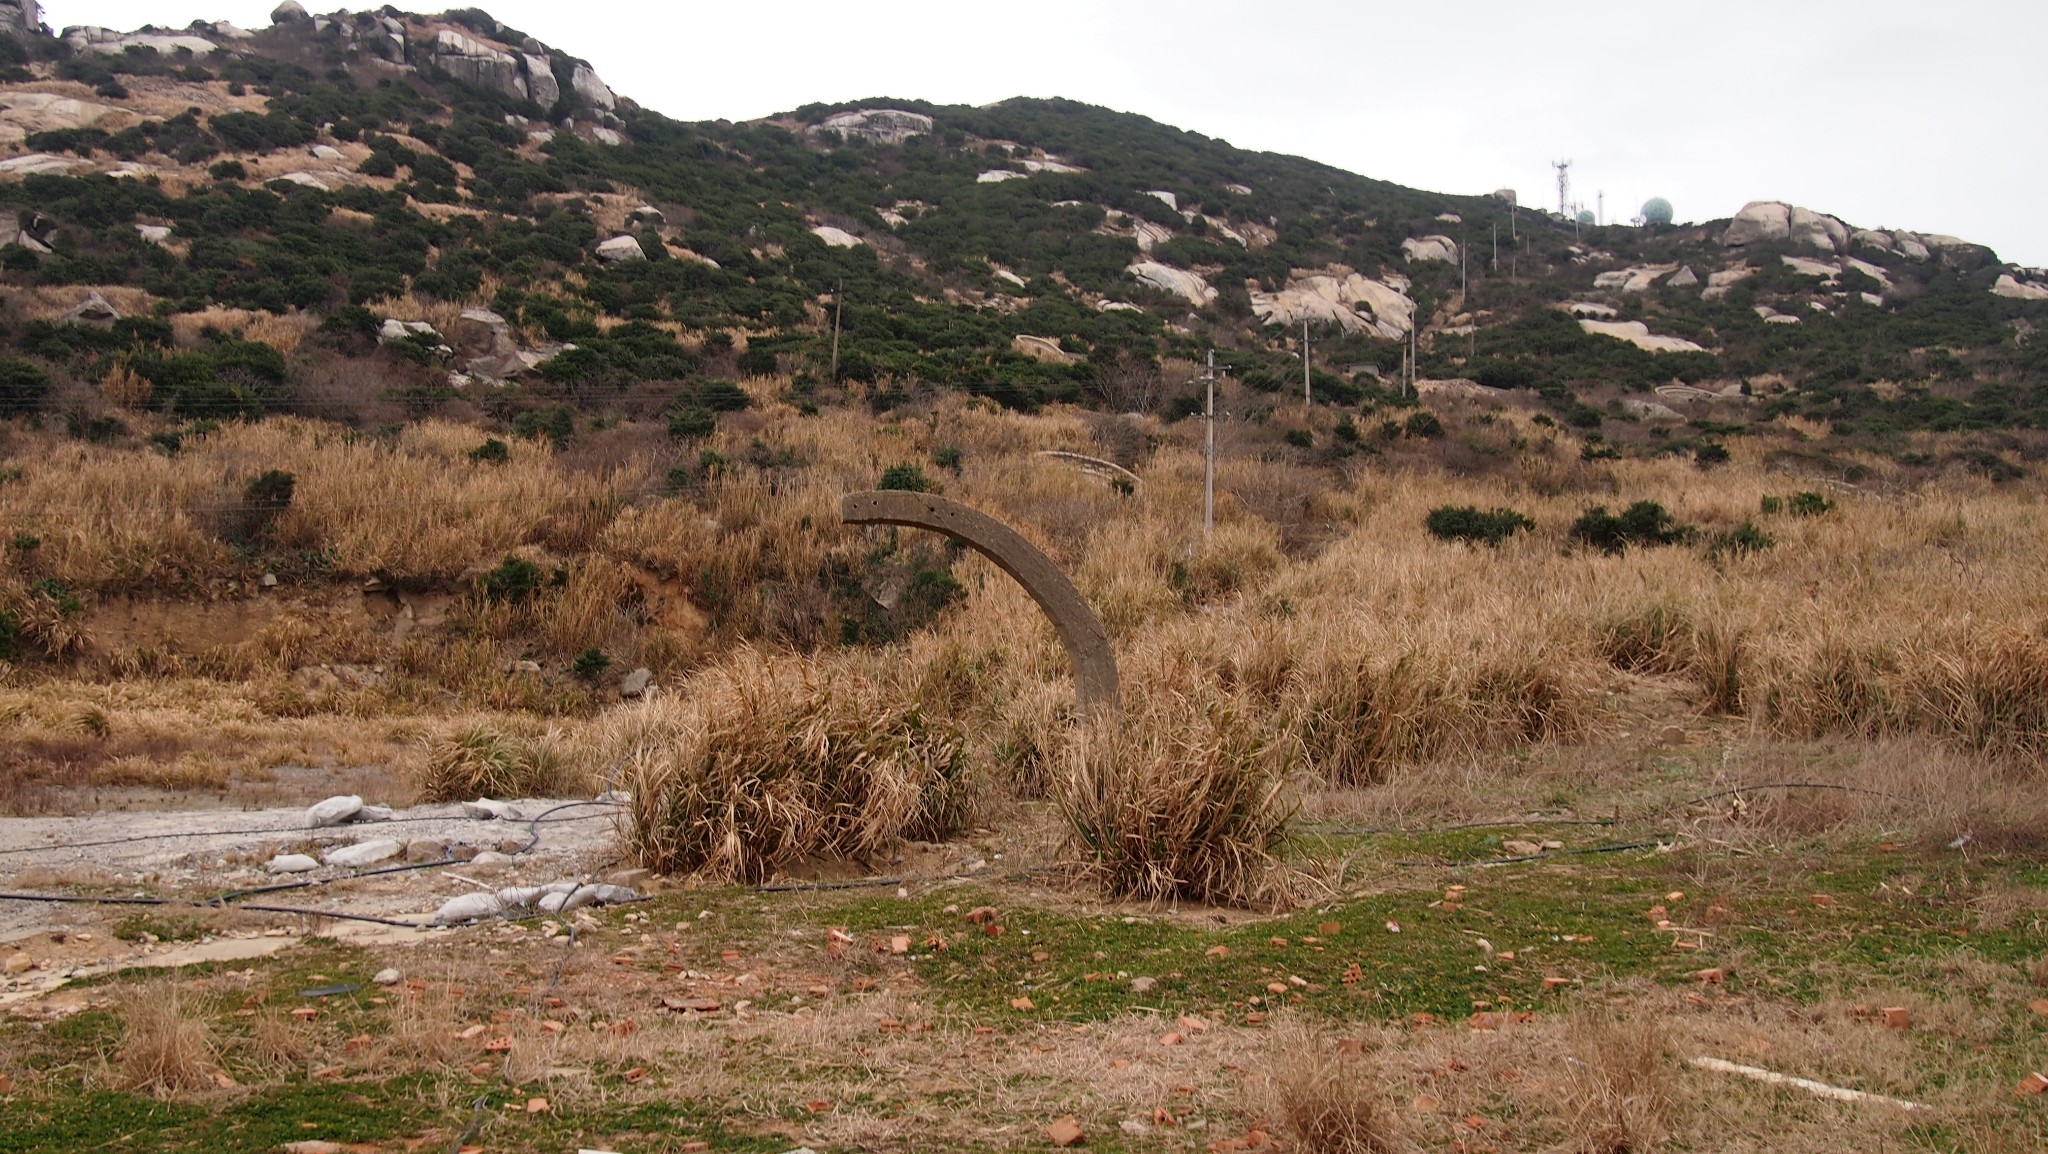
[1301,318,1311,410]
[828,280,843,382]
[1491,221,1497,271]
[1203,349,1217,544]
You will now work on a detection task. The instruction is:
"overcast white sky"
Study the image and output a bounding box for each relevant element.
[42,0,2048,266]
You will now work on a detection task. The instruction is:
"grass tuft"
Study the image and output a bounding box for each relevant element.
[114,984,217,1098]
[417,723,581,802]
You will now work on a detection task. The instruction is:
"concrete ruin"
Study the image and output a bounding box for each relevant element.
[840,491,1118,712]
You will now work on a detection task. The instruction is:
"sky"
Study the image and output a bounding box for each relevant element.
[40,0,2048,266]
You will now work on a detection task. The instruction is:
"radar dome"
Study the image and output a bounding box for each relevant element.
[1576,209,1595,227]
[1642,197,1674,226]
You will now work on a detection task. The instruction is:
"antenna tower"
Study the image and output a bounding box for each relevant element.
[1553,160,1572,218]
[1597,190,1605,227]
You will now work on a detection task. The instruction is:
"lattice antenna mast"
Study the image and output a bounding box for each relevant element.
[1553,160,1572,218]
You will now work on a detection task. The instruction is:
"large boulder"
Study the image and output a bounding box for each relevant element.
[1593,264,1677,293]
[270,0,308,21]
[1127,261,1216,307]
[1992,274,2048,301]
[453,308,518,361]
[1249,271,1414,339]
[1578,319,1706,354]
[0,1,36,39]
[1787,206,1850,252]
[595,234,648,261]
[569,62,615,111]
[810,225,863,249]
[808,109,933,146]
[521,54,559,108]
[426,29,526,101]
[1402,235,1459,264]
[0,93,124,149]
[1722,201,1790,246]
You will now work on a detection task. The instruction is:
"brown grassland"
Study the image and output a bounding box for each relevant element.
[1,385,2046,1152]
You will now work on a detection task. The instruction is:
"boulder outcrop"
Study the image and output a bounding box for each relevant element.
[0,93,123,148]
[1250,271,1415,339]
[810,225,863,249]
[1402,235,1459,264]
[809,109,933,146]
[1127,261,1215,307]
[0,1,37,38]
[270,0,308,21]
[569,62,614,110]
[595,234,648,261]
[63,26,221,55]
[1723,201,1853,252]
[1992,274,2048,301]
[1578,319,1706,354]
[426,28,526,101]
[1012,335,1080,364]
[1593,264,1678,293]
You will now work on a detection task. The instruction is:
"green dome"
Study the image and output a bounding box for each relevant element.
[1642,197,1674,226]
[1576,209,1595,226]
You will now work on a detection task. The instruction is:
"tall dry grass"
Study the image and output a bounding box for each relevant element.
[607,648,972,881]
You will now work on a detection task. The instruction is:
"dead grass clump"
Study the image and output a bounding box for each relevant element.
[612,649,971,881]
[1558,1016,1673,1154]
[114,984,218,1097]
[1267,1025,1407,1154]
[1056,681,1297,908]
[417,723,581,801]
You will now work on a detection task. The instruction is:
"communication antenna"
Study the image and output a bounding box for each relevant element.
[1553,159,1572,218]
[1302,318,1311,410]
[1597,190,1605,227]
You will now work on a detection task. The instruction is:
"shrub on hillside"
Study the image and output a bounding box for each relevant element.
[1056,686,1296,909]
[1569,501,1694,553]
[0,359,52,412]
[1425,505,1534,547]
[611,653,971,881]
[878,463,938,493]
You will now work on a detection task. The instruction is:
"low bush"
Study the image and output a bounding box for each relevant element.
[1569,501,1694,553]
[1424,505,1534,547]
[878,463,939,493]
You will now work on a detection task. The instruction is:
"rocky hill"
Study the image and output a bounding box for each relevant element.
[0,5,2042,452]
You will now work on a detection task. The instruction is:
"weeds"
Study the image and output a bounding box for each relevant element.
[114,984,217,1098]
[1424,505,1534,547]
[417,723,581,801]
[1558,1016,1673,1154]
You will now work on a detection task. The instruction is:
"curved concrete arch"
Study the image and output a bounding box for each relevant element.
[840,490,1119,712]
[1033,450,1141,490]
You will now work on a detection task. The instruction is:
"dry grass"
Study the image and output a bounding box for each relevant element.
[1266,1022,1409,1154]
[1056,679,1298,908]
[610,648,971,881]
[417,722,583,802]
[113,983,218,1098]
[1559,1015,1675,1154]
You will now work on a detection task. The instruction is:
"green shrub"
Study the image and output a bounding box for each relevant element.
[878,463,938,493]
[0,359,51,411]
[697,379,751,412]
[736,345,778,376]
[1569,501,1695,553]
[1283,428,1314,449]
[468,437,510,464]
[1694,442,1731,469]
[1402,410,1444,439]
[479,556,545,603]
[571,647,611,680]
[666,405,716,441]
[1425,505,1535,547]
[932,445,961,471]
[1788,490,1835,517]
[1707,519,1775,560]
[235,469,295,541]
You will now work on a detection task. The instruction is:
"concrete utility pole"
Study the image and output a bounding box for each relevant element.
[1203,349,1217,543]
[1301,318,1311,409]
[828,280,843,382]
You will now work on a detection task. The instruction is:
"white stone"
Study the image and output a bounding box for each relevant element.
[1701,266,1755,300]
[1436,212,1463,223]
[1666,265,1700,289]
[1595,264,1678,293]
[591,127,622,146]
[522,54,559,109]
[1011,334,1077,363]
[135,224,171,245]
[1143,190,1178,210]
[322,838,402,868]
[1860,292,1885,307]
[377,318,437,344]
[1891,231,1931,261]
[432,892,505,924]
[371,967,402,986]
[1781,255,1839,281]
[1402,235,1459,264]
[1018,158,1082,173]
[1621,397,1682,421]
[0,93,124,145]
[1226,183,1253,195]
[266,853,320,874]
[569,63,615,110]
[595,234,646,261]
[1250,272,1414,339]
[468,851,517,868]
[1787,206,1849,252]
[993,267,1028,289]
[1722,200,1791,247]
[0,153,81,177]
[463,799,523,821]
[305,795,364,828]
[1126,261,1215,307]
[1843,257,1893,288]
[810,225,863,249]
[1566,301,1619,317]
[271,0,309,21]
[273,172,330,191]
[1130,219,1173,253]
[1578,319,1707,354]
[976,169,1027,183]
[619,667,653,698]
[1991,274,2048,301]
[808,109,932,146]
